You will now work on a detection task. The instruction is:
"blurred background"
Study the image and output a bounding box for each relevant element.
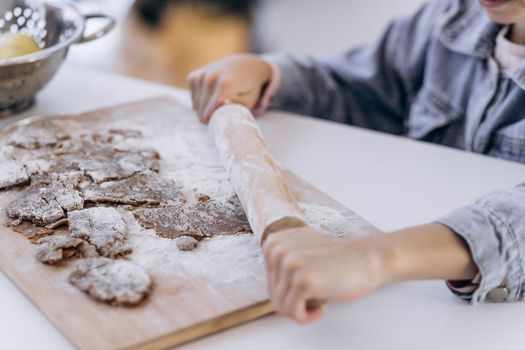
[69,0,423,88]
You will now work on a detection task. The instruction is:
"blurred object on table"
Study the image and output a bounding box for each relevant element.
[66,0,424,89]
[123,0,258,87]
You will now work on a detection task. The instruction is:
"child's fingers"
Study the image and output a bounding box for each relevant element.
[270,246,287,300]
[197,74,217,121]
[193,74,206,122]
[188,71,200,112]
[305,304,326,323]
[263,235,283,309]
[264,238,289,303]
[282,273,313,323]
[202,88,223,123]
[272,253,301,313]
[264,231,313,311]
[202,77,241,122]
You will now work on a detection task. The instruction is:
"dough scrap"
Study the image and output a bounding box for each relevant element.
[46,218,69,229]
[35,235,84,265]
[175,236,199,251]
[134,195,252,240]
[51,139,160,183]
[82,172,185,207]
[69,258,152,306]
[6,172,84,225]
[68,207,131,258]
[10,221,53,242]
[7,120,69,149]
[0,152,29,190]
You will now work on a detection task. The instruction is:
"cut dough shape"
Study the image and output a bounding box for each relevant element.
[51,139,160,183]
[69,258,152,306]
[134,195,252,240]
[68,207,131,258]
[51,173,86,211]
[175,236,199,251]
[0,152,29,190]
[35,235,84,265]
[7,120,69,149]
[46,218,69,229]
[10,221,53,242]
[82,172,185,207]
[6,172,84,226]
[0,160,29,189]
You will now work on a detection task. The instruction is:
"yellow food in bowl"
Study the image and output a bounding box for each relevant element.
[0,32,41,59]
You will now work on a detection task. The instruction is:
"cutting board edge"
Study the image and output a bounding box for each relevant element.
[125,300,274,350]
[0,96,382,349]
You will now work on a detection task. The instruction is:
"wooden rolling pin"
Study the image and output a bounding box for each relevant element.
[209,104,323,311]
[208,104,307,242]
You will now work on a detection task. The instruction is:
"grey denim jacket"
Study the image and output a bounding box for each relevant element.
[265,0,525,303]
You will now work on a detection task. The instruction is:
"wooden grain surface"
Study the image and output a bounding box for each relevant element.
[0,97,380,350]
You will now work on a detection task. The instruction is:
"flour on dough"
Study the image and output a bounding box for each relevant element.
[0,151,29,190]
[69,258,152,306]
[35,235,85,265]
[133,195,252,240]
[7,120,69,149]
[175,236,199,251]
[51,139,160,183]
[68,207,131,258]
[6,172,84,225]
[82,172,185,207]
[91,128,142,143]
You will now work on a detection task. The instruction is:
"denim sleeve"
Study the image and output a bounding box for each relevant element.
[263,0,452,134]
[437,182,525,303]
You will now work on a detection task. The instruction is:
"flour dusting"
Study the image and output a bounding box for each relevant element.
[0,97,374,306]
[301,203,370,239]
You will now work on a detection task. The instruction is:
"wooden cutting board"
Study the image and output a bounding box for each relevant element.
[0,97,381,350]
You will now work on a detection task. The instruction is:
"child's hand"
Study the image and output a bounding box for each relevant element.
[262,227,390,324]
[188,54,272,123]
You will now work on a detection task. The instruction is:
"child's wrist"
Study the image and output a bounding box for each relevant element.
[372,238,406,286]
[371,224,478,284]
[342,236,404,287]
[349,228,433,286]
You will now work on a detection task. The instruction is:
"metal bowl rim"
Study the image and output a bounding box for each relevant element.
[0,0,85,66]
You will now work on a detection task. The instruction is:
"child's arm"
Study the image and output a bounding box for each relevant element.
[264,181,525,323]
[262,223,477,323]
[189,0,453,127]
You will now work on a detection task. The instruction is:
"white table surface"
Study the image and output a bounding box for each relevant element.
[2,65,525,350]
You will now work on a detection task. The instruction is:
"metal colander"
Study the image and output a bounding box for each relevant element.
[0,0,48,48]
[0,0,115,116]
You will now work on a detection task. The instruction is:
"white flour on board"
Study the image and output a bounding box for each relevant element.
[78,103,372,300]
[1,100,373,303]
[126,211,268,302]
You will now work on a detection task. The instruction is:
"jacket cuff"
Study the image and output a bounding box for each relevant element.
[437,203,523,303]
[259,53,313,114]
[446,274,480,301]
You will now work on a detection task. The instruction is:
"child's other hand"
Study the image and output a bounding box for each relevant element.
[262,227,390,324]
[188,54,272,123]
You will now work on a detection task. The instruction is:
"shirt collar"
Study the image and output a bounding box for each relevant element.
[438,0,502,59]
[494,27,525,90]
[436,1,525,90]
